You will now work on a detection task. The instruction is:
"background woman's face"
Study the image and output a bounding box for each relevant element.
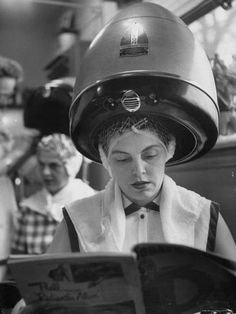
[108,130,168,205]
[37,150,69,195]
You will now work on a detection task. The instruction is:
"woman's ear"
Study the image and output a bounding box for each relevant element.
[166,138,176,162]
[98,145,112,177]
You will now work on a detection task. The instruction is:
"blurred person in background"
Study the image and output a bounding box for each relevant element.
[211,53,236,136]
[0,55,23,107]
[0,131,18,281]
[12,133,95,255]
[0,56,24,281]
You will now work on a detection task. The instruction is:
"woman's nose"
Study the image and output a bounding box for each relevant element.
[131,158,146,177]
[41,165,51,176]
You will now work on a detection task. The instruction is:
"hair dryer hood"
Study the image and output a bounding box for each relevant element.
[70,2,219,165]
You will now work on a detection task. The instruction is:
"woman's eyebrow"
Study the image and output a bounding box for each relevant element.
[111,144,164,155]
[111,150,129,155]
[142,144,164,152]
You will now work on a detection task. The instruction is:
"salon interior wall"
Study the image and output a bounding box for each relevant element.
[0,2,63,88]
[0,0,117,88]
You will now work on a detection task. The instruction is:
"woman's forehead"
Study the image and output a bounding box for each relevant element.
[37,150,64,164]
[109,130,165,153]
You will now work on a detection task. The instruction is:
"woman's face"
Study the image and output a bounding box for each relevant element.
[37,150,69,195]
[107,130,168,206]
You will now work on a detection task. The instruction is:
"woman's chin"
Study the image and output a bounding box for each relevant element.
[128,190,157,204]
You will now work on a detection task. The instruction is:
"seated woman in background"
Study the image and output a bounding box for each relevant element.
[48,2,236,261]
[12,133,95,255]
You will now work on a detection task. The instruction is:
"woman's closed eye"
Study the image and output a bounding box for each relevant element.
[143,153,158,160]
[113,153,131,162]
[142,148,162,160]
[116,156,130,162]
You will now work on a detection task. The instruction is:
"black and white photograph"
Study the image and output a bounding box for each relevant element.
[0,1,236,313]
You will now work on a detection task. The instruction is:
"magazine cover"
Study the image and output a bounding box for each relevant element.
[9,252,145,314]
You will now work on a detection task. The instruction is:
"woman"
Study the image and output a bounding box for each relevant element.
[48,116,236,260]
[48,2,236,261]
[12,133,95,254]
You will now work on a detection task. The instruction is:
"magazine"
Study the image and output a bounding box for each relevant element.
[8,244,236,314]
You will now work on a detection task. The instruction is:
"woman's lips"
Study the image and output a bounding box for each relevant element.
[44,179,54,185]
[131,181,150,190]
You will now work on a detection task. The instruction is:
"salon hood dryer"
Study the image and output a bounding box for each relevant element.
[70,2,219,166]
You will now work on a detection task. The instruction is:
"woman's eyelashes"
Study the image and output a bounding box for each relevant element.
[111,145,165,163]
[142,148,162,160]
[114,155,130,162]
[143,153,158,160]
[114,153,160,163]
